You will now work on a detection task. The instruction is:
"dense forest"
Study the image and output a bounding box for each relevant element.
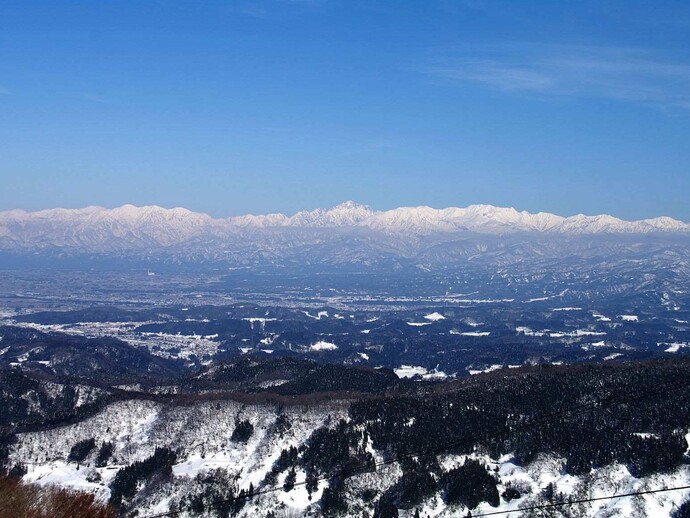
[255,360,690,515]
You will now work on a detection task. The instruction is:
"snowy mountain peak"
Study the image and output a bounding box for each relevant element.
[288,201,375,227]
[333,200,368,210]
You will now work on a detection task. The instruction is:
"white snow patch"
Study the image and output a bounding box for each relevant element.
[423,366,449,380]
[303,311,328,319]
[465,320,484,327]
[661,342,690,353]
[24,462,110,501]
[394,365,427,378]
[633,432,659,439]
[260,335,277,345]
[310,341,338,351]
[516,326,545,336]
[394,364,447,380]
[593,312,612,322]
[243,317,277,324]
[258,379,289,388]
[550,329,606,338]
[604,353,623,360]
[468,364,503,375]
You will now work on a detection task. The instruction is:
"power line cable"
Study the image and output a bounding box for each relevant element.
[472,484,690,517]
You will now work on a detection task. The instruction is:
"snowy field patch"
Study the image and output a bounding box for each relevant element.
[468,364,503,375]
[661,342,690,353]
[394,365,428,378]
[310,340,338,351]
[604,353,623,360]
[593,312,612,322]
[394,365,448,380]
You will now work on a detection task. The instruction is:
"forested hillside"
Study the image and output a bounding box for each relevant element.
[3,358,690,516]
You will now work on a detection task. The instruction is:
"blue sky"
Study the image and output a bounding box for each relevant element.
[1,1,690,220]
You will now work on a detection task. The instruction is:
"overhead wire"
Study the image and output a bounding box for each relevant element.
[471,484,690,517]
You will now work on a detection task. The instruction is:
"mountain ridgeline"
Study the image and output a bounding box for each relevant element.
[1,202,689,268]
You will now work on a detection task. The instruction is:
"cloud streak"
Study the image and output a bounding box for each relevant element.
[423,44,690,111]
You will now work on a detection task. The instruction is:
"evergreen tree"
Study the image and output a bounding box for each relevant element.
[283,467,296,492]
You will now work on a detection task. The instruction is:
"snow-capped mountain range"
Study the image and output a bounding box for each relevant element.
[1,201,688,264]
[2,201,688,237]
[208,200,690,234]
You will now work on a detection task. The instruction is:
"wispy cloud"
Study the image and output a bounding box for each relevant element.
[422,44,690,111]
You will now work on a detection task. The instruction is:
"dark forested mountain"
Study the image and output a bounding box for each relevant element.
[0,326,184,381]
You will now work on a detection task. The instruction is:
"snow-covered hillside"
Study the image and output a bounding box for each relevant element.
[5,354,690,517]
[11,398,690,517]
[13,398,349,515]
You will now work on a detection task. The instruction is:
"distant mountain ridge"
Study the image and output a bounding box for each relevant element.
[1,202,689,266]
[2,201,688,237]
[226,200,690,234]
